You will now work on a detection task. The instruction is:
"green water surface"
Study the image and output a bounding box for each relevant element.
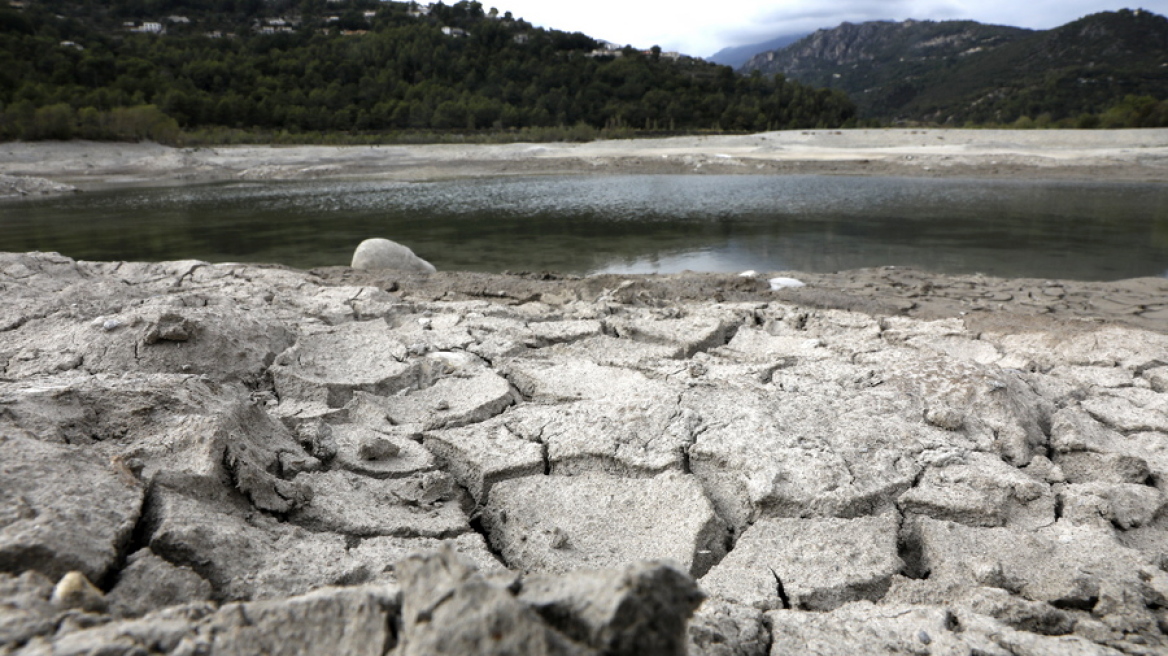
[2,175,1166,280]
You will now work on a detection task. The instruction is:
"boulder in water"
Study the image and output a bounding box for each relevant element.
[351,238,436,273]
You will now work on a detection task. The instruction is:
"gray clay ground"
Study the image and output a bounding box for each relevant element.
[2,252,1168,655]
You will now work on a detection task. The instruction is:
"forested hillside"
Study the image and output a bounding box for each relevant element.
[740,19,1031,120]
[912,9,1168,125]
[741,9,1168,126]
[0,0,856,142]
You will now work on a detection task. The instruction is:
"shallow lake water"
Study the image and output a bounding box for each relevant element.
[3,175,1167,280]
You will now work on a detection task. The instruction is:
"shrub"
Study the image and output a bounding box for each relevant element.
[29,103,76,140]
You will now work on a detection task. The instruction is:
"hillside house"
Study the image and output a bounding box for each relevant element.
[129,22,163,34]
[586,41,623,58]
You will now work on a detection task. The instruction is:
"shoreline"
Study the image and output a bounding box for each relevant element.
[2,128,1167,194]
[309,266,1168,335]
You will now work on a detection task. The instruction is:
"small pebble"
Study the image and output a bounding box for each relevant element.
[549,527,571,549]
[358,436,399,461]
[51,572,107,613]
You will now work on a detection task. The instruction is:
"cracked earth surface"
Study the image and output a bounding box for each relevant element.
[2,252,1168,655]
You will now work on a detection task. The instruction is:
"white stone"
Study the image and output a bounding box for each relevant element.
[351,238,436,273]
[768,277,805,290]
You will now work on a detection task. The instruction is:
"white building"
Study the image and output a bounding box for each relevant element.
[130,22,163,34]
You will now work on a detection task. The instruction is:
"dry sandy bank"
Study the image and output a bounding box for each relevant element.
[1,128,1167,193]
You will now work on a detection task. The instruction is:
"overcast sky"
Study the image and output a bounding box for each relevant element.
[487,1,1159,57]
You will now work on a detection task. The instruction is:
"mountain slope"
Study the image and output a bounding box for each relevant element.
[908,9,1168,123]
[740,19,1033,119]
[741,9,1168,124]
[707,33,806,68]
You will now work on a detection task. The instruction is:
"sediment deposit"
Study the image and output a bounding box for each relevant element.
[2,129,1167,193]
[2,252,1168,655]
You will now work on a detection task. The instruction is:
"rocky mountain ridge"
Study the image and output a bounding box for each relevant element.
[745,19,1028,71]
[706,33,807,69]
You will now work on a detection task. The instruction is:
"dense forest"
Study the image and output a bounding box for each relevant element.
[0,0,858,142]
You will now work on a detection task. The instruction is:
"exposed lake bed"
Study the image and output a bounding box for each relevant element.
[2,252,1168,655]
[3,131,1168,654]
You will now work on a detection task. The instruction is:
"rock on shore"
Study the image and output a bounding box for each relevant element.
[2,251,1168,655]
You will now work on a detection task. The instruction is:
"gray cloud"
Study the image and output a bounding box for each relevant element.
[498,0,1159,59]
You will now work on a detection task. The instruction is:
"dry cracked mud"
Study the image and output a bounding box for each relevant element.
[2,251,1168,655]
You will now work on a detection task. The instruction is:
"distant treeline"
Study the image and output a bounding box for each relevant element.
[0,0,858,143]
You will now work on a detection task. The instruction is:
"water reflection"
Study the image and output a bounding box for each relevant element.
[2,175,1166,280]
